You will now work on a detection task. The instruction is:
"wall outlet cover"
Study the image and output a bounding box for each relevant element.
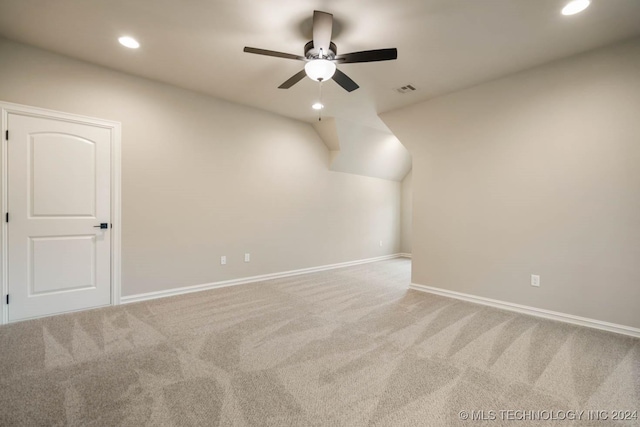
[531,274,540,287]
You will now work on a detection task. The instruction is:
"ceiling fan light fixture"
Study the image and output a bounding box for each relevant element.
[312,102,324,110]
[305,59,336,82]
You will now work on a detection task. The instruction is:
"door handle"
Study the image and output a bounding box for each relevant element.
[94,223,109,229]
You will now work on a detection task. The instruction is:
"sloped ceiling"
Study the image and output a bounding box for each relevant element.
[1,0,639,128]
[1,0,639,180]
[314,119,411,181]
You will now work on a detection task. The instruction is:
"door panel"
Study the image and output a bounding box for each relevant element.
[30,235,96,295]
[8,113,111,321]
[31,133,96,217]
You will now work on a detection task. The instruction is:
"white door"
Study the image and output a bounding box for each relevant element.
[7,113,112,321]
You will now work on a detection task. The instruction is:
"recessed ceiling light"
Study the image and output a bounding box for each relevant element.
[561,0,590,16]
[312,103,324,110]
[118,36,140,49]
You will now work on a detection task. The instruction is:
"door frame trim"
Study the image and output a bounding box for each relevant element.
[0,101,122,324]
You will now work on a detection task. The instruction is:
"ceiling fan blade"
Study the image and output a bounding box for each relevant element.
[335,48,398,64]
[244,47,305,61]
[278,69,307,89]
[332,69,359,92]
[313,11,333,56]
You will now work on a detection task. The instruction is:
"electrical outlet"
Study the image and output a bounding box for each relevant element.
[220,256,226,265]
[531,274,540,287]
[379,240,383,247]
[244,253,250,263]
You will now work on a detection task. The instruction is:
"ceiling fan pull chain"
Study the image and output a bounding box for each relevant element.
[318,80,323,121]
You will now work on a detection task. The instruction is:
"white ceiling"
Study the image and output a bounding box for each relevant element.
[1,0,639,134]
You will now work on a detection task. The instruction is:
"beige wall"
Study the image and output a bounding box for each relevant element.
[400,170,412,254]
[381,38,640,329]
[0,38,401,296]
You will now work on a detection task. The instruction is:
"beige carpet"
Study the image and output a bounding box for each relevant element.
[0,258,638,426]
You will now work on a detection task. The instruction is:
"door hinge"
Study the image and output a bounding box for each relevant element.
[5,130,8,141]
[5,212,8,223]
[5,295,8,305]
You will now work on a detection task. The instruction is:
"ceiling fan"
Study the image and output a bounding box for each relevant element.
[243,10,397,92]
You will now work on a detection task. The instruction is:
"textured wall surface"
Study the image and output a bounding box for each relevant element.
[382,38,640,328]
[401,170,413,254]
[0,38,401,296]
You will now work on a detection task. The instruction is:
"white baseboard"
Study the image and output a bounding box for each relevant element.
[399,253,412,258]
[121,254,405,304]
[410,283,640,338]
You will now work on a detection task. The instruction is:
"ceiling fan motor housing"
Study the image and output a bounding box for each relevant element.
[305,41,337,60]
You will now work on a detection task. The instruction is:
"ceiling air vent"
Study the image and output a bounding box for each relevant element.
[395,84,416,94]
